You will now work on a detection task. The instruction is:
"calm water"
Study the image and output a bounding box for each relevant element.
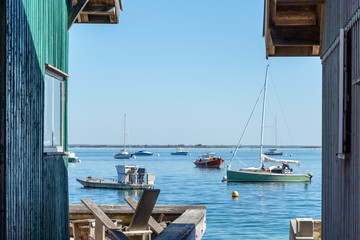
[68,148,321,240]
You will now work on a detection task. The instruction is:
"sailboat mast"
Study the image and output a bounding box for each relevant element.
[259,65,270,167]
[275,116,277,146]
[124,113,127,151]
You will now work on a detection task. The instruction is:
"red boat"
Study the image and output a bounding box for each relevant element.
[193,153,224,168]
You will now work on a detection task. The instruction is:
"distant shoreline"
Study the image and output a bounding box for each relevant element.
[68,144,321,149]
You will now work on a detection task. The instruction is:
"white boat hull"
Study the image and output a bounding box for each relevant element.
[77,177,154,190]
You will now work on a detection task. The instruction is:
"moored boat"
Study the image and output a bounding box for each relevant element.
[67,152,81,163]
[113,150,132,159]
[227,155,312,182]
[171,148,189,155]
[264,148,284,156]
[134,150,154,156]
[226,65,312,182]
[114,113,134,159]
[193,153,224,168]
[77,165,155,190]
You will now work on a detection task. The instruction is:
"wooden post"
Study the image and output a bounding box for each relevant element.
[95,218,106,240]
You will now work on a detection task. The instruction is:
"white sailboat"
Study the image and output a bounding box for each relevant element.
[113,113,133,159]
[264,117,284,156]
[226,65,312,182]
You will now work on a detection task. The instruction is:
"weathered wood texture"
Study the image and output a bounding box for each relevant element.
[264,0,323,57]
[4,0,69,239]
[321,2,360,239]
[320,0,339,54]
[124,197,164,235]
[42,155,69,240]
[70,204,206,226]
[81,199,130,240]
[0,1,6,239]
[322,47,344,240]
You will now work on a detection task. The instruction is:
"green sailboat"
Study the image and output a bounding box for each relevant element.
[226,65,312,182]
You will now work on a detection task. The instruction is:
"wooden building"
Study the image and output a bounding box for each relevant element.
[264,0,360,239]
[0,0,122,239]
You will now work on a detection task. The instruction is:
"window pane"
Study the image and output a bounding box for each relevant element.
[54,79,62,146]
[44,74,53,147]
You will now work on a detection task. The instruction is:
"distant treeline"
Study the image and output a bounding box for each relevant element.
[69,144,321,149]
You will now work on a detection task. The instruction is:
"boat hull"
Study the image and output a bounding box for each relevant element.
[227,170,311,182]
[193,158,224,168]
[171,152,188,155]
[134,152,153,156]
[264,152,283,156]
[76,178,154,190]
[113,154,131,159]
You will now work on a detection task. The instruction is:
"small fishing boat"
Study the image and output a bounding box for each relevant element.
[226,65,312,182]
[193,153,224,168]
[171,148,189,155]
[134,150,154,156]
[77,165,155,190]
[264,148,284,156]
[114,113,134,159]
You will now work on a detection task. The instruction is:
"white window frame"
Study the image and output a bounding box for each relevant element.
[44,67,66,153]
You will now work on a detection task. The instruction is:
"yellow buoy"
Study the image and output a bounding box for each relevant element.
[232,191,239,198]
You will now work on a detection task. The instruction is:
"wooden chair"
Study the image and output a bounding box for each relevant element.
[81,198,130,240]
[81,189,160,240]
[125,192,164,235]
[125,189,161,240]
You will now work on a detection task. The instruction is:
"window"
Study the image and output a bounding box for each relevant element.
[44,67,65,152]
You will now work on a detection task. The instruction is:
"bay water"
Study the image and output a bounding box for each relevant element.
[68,147,321,240]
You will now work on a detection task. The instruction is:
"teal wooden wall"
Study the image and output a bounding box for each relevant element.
[4,0,70,238]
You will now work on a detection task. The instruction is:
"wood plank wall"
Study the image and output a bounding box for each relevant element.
[321,1,360,239]
[5,0,69,239]
[0,1,6,239]
[321,47,344,239]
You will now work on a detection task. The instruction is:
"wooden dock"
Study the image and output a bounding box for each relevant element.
[70,203,206,240]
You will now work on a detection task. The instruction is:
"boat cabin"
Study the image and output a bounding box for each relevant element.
[116,165,155,185]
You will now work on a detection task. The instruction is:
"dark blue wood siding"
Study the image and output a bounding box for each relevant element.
[4,0,69,239]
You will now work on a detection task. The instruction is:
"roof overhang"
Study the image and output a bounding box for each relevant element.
[68,0,123,30]
[263,0,324,58]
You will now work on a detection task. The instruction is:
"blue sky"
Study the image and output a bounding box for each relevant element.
[68,0,322,146]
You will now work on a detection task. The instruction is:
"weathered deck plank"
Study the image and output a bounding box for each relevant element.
[125,197,164,235]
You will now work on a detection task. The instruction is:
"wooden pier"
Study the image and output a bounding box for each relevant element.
[70,192,206,240]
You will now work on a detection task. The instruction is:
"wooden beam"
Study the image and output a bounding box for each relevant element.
[125,198,164,235]
[270,25,320,46]
[272,46,315,56]
[114,0,121,23]
[70,204,206,217]
[275,0,324,4]
[312,45,320,55]
[45,64,69,78]
[68,0,89,30]
[275,5,317,25]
